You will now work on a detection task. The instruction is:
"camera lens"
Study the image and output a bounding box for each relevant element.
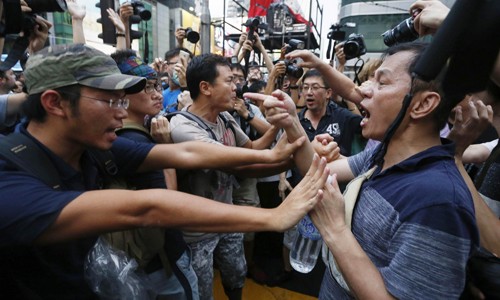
[186,28,200,44]
[286,64,304,79]
[382,18,419,47]
[344,41,360,58]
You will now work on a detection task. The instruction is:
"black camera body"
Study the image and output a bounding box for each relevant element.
[343,34,367,60]
[1,0,67,36]
[282,39,305,78]
[235,83,248,99]
[382,17,419,47]
[130,0,151,21]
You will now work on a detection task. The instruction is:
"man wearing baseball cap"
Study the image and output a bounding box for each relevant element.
[0,44,329,298]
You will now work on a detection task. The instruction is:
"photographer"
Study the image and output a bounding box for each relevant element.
[238,31,274,75]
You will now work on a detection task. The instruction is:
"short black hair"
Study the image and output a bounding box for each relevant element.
[164,47,193,61]
[231,63,247,79]
[248,80,266,93]
[186,53,231,100]
[302,69,329,89]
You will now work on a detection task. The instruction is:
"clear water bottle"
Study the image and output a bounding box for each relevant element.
[290,214,322,273]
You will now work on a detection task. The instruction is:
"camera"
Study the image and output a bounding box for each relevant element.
[343,33,367,60]
[382,17,419,47]
[243,17,261,42]
[130,0,151,21]
[235,83,248,100]
[282,39,305,78]
[185,27,200,43]
[2,0,67,36]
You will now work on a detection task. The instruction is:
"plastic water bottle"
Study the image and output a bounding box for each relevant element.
[290,214,322,273]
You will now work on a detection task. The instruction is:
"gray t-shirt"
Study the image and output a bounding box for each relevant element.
[170,110,249,242]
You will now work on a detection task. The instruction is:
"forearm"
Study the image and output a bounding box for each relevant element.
[249,126,279,149]
[163,168,177,190]
[115,35,127,50]
[248,116,271,136]
[230,158,294,178]
[71,18,85,43]
[456,157,500,254]
[35,189,276,244]
[259,45,274,73]
[285,118,315,175]
[141,141,277,171]
[323,227,396,299]
[318,63,363,104]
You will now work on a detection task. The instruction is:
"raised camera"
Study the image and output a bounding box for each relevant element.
[243,18,261,41]
[283,39,305,78]
[130,0,151,21]
[343,33,367,60]
[382,17,419,47]
[185,27,200,43]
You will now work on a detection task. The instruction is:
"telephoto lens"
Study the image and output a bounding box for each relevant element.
[382,17,419,46]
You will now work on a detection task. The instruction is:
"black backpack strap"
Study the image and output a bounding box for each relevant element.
[87,149,118,177]
[166,111,217,140]
[0,133,62,189]
[218,112,237,139]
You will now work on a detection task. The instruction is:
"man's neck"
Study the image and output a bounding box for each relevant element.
[188,101,220,123]
[382,126,442,171]
[305,106,326,128]
[27,121,84,171]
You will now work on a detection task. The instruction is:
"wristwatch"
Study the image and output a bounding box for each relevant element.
[245,111,255,122]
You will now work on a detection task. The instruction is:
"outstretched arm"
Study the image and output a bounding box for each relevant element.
[35,155,329,245]
[139,133,306,172]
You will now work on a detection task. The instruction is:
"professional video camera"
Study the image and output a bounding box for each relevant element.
[1,0,67,36]
[185,27,200,43]
[0,0,67,71]
[130,0,151,21]
[382,18,418,47]
[282,39,305,78]
[243,17,260,42]
[343,33,367,60]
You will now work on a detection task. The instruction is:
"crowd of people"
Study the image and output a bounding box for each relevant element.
[0,0,499,299]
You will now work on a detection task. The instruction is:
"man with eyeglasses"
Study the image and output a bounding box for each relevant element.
[163,48,192,113]
[111,49,198,299]
[297,69,364,158]
[0,43,330,299]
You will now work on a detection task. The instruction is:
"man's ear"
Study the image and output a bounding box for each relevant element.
[199,81,211,96]
[40,90,68,117]
[410,91,440,120]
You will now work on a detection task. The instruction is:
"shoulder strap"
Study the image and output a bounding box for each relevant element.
[218,112,237,138]
[0,133,62,189]
[166,111,217,140]
[474,143,500,189]
[117,123,150,136]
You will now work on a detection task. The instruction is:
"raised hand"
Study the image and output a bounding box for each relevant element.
[410,0,450,36]
[150,116,172,144]
[273,154,330,231]
[67,0,86,20]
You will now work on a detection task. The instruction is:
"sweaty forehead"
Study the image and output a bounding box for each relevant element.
[377,51,414,78]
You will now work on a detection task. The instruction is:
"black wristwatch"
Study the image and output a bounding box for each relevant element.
[245,111,255,122]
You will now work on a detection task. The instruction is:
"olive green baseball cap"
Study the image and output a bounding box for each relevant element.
[24,43,146,94]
